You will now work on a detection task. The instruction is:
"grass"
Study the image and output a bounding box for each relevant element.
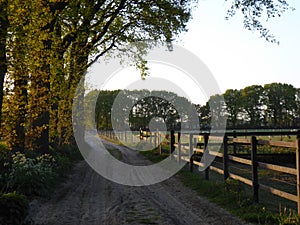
[181,167,300,224]
[139,143,170,162]
[103,143,123,160]
[139,144,300,225]
[100,134,300,224]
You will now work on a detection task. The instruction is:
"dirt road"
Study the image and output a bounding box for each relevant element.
[28,140,251,225]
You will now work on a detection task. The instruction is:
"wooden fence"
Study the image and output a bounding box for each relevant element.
[98,130,164,146]
[170,130,300,213]
[98,129,300,213]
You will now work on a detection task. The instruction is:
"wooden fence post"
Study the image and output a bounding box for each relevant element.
[170,130,175,160]
[204,133,209,180]
[158,131,162,155]
[296,130,300,214]
[178,132,181,163]
[189,134,193,157]
[155,130,158,147]
[159,143,162,155]
[189,134,194,172]
[233,130,237,155]
[251,136,259,203]
[223,135,229,181]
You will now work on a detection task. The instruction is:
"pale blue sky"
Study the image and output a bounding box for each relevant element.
[88,0,300,104]
[179,0,300,93]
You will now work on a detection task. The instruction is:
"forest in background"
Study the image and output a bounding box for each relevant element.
[86,82,300,131]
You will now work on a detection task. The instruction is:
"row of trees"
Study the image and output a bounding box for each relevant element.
[0,0,293,153]
[0,0,196,153]
[199,83,300,129]
[88,82,300,132]
[85,89,191,131]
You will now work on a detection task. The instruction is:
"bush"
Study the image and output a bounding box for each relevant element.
[54,154,72,175]
[0,191,29,225]
[0,142,11,193]
[55,144,82,162]
[6,152,57,196]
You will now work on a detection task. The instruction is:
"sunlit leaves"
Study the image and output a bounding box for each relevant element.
[226,0,294,43]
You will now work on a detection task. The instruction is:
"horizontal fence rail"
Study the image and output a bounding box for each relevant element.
[169,129,300,214]
[98,129,300,214]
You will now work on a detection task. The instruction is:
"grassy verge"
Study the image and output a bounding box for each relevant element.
[103,143,123,160]
[0,142,83,225]
[139,143,170,162]
[140,146,300,225]
[99,136,300,224]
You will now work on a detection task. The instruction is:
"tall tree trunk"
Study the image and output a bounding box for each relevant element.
[27,18,55,153]
[66,39,88,146]
[26,1,68,152]
[6,41,28,153]
[0,0,8,129]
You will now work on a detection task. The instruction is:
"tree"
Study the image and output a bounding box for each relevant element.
[2,0,196,152]
[0,0,8,129]
[195,103,211,129]
[295,88,300,127]
[207,94,227,129]
[86,89,196,132]
[0,0,296,153]
[240,85,264,128]
[3,0,31,152]
[223,89,242,128]
[57,0,196,146]
[226,0,294,44]
[263,83,297,128]
[129,91,181,130]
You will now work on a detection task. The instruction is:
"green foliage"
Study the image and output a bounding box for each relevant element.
[278,206,300,225]
[223,89,242,127]
[52,145,82,174]
[87,89,192,131]
[178,169,285,224]
[53,154,72,175]
[56,144,83,162]
[0,191,29,225]
[136,140,170,163]
[0,142,10,192]
[0,144,82,225]
[264,83,297,128]
[226,0,294,43]
[1,0,198,152]
[197,82,300,129]
[6,152,57,196]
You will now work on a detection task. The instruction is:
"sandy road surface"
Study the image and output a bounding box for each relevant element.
[28,140,251,225]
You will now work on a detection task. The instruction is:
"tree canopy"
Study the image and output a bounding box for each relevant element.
[199,82,300,129]
[0,0,296,153]
[0,0,196,152]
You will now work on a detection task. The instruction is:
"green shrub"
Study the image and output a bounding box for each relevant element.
[56,144,82,162]
[278,207,300,225]
[6,152,57,196]
[0,191,29,225]
[54,154,72,174]
[0,142,11,193]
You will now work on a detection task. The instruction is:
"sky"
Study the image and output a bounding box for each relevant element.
[88,0,300,105]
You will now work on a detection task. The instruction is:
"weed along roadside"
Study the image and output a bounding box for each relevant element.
[0,143,83,225]
[100,129,300,224]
